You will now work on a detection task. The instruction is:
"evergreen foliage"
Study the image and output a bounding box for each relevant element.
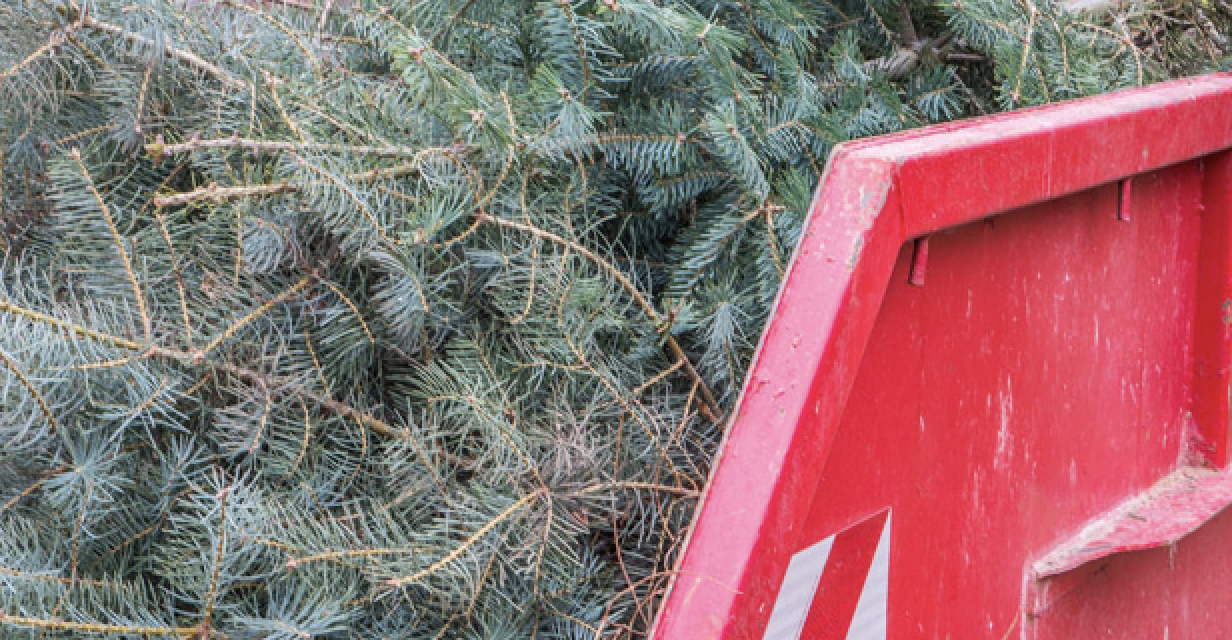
[0,0,1227,637]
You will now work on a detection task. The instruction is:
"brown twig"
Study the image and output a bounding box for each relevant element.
[151,161,424,208]
[198,484,231,638]
[0,612,197,637]
[146,137,423,159]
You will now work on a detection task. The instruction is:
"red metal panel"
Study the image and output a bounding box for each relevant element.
[653,74,1232,639]
[657,154,904,638]
[795,170,1201,638]
[801,510,891,637]
[1028,508,1232,638]
[1193,150,1232,466]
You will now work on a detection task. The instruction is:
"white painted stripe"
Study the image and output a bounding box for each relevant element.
[763,533,836,640]
[846,513,892,640]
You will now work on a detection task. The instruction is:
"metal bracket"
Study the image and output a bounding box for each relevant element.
[908,237,929,287]
[1118,178,1133,221]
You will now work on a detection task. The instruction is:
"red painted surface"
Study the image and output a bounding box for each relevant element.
[1028,507,1232,638]
[1033,467,1232,578]
[802,510,890,637]
[652,74,1232,639]
[1193,150,1232,467]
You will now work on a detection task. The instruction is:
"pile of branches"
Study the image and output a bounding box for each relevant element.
[0,0,1225,637]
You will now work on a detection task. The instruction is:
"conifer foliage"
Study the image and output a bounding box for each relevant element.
[0,0,1227,637]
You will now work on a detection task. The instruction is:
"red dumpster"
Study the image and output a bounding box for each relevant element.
[653,74,1232,639]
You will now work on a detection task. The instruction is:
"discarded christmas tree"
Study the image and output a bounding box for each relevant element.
[1,0,1227,637]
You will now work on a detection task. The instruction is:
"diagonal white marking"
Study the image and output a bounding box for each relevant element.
[846,513,892,640]
[763,533,836,640]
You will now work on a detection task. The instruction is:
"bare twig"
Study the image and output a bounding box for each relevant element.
[198,484,231,639]
[151,160,427,208]
[146,137,423,159]
[0,613,196,637]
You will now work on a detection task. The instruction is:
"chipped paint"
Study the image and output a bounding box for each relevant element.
[847,234,865,271]
[994,376,1013,471]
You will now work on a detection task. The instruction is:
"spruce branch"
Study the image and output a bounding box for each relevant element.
[476,212,723,423]
[0,32,65,82]
[0,347,61,434]
[218,0,324,78]
[0,301,144,351]
[201,275,314,355]
[70,148,153,342]
[290,399,312,473]
[3,0,1198,635]
[108,486,194,554]
[152,181,299,207]
[0,297,417,445]
[288,545,425,567]
[1013,1,1040,104]
[631,359,684,395]
[77,14,249,92]
[151,206,195,343]
[1073,20,1145,84]
[559,324,690,483]
[0,565,127,589]
[50,479,95,630]
[0,612,197,637]
[0,465,69,516]
[135,64,153,133]
[385,490,539,588]
[198,483,231,639]
[320,279,375,344]
[294,158,397,245]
